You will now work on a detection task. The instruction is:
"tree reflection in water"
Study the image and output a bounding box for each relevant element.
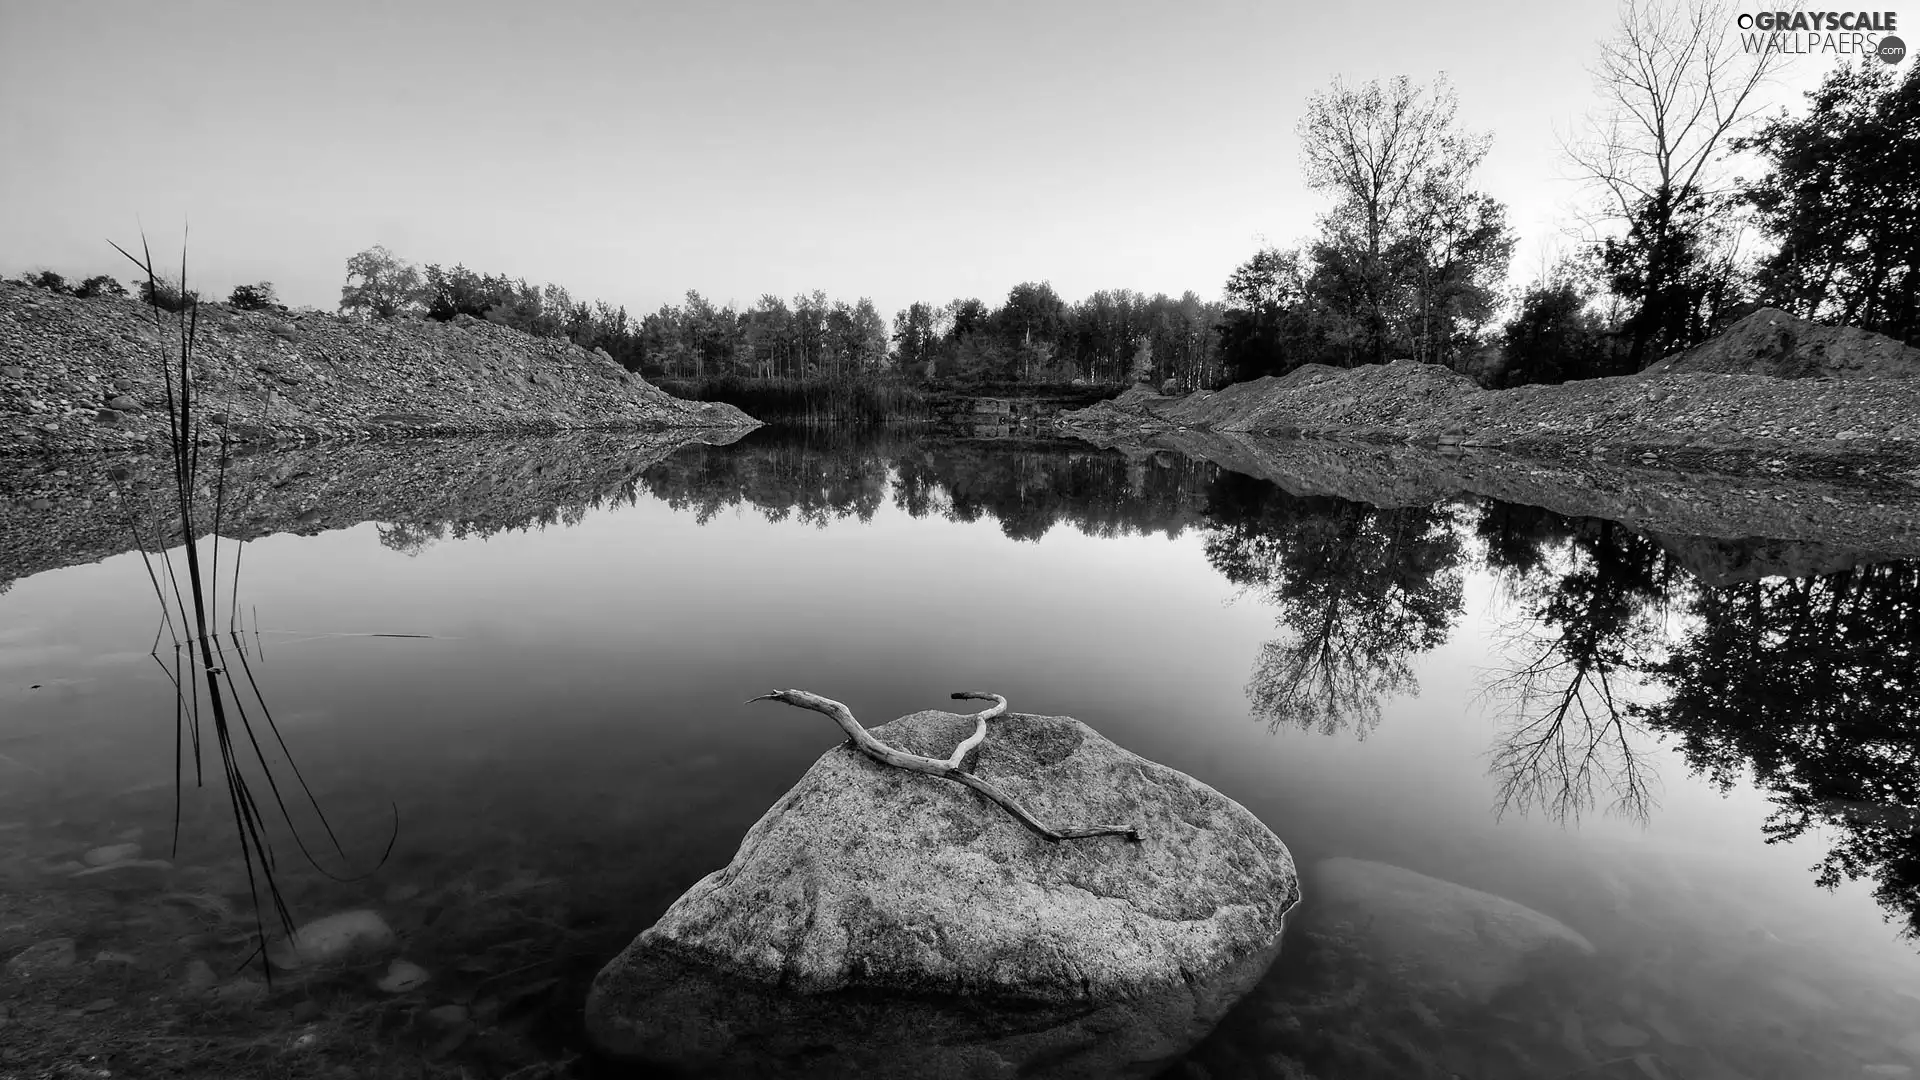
[1474,506,1677,825]
[630,428,1920,941]
[1643,559,1920,939]
[1202,472,1463,739]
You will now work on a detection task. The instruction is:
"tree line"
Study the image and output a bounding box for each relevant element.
[303,16,1920,396]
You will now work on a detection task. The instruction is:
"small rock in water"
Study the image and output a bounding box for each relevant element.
[91,951,139,967]
[216,977,266,1005]
[268,909,397,970]
[1595,1021,1651,1048]
[5,938,78,977]
[426,1004,470,1027]
[376,959,431,993]
[82,998,114,1014]
[71,858,173,878]
[183,959,218,991]
[81,842,141,866]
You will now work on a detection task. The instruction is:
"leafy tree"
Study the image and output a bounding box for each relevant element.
[1218,246,1325,381]
[998,281,1067,381]
[226,281,283,311]
[421,263,508,321]
[138,276,198,312]
[1297,74,1510,366]
[1499,278,1619,385]
[28,270,71,294]
[339,245,422,318]
[892,301,942,380]
[72,274,128,299]
[1739,61,1920,346]
[1396,187,1516,367]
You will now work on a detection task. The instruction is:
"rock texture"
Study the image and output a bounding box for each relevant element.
[1059,311,1920,475]
[1646,307,1920,380]
[587,708,1299,1077]
[0,283,757,456]
[1305,858,1596,1004]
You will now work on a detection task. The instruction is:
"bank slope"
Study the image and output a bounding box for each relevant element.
[0,284,758,456]
[1060,309,1920,478]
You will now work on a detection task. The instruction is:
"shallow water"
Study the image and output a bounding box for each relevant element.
[2,429,1918,1079]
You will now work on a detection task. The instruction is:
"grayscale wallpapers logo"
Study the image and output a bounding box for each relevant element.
[1735,10,1907,61]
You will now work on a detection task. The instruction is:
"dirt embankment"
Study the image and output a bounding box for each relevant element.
[0,284,758,457]
[1060,309,1920,481]
[0,428,755,592]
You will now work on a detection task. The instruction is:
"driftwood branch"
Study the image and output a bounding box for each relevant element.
[748,689,1142,844]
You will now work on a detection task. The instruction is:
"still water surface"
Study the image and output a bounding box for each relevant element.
[2,430,1918,1078]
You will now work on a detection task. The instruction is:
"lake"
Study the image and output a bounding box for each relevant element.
[2,427,1918,1079]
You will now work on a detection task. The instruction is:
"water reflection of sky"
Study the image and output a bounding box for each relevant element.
[3,439,1918,1078]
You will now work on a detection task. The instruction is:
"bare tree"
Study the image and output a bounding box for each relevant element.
[1565,0,1780,364]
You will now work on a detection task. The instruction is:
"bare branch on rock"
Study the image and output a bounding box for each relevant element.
[747,689,1142,844]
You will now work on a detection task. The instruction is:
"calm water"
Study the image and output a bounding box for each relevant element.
[3,429,1918,1079]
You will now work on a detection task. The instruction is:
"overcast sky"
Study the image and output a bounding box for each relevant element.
[0,0,1855,321]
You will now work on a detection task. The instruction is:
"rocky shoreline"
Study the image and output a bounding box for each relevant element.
[1058,309,1920,485]
[0,283,758,457]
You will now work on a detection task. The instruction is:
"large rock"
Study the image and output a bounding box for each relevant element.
[587,709,1299,1078]
[1305,857,1595,1004]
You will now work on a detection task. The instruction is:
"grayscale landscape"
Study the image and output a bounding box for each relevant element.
[2,2,1917,1078]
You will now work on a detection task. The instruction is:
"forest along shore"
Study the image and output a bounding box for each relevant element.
[1059,309,1920,486]
[0,283,758,457]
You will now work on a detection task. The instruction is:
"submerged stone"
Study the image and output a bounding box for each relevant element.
[587,708,1299,1078]
[1306,857,1596,1003]
[376,959,431,994]
[5,937,77,978]
[81,842,140,866]
[267,909,397,970]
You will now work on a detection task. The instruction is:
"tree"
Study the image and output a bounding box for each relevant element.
[1567,0,1780,365]
[1396,186,1516,368]
[138,276,198,313]
[1500,277,1619,385]
[226,281,283,312]
[339,245,422,318]
[1297,74,1506,365]
[1218,245,1338,381]
[999,281,1067,381]
[27,270,70,295]
[1739,62,1920,346]
[892,301,941,380]
[72,275,127,299]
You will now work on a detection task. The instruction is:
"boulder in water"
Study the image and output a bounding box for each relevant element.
[587,708,1299,1078]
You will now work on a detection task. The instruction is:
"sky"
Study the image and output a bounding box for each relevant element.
[0,0,1874,323]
